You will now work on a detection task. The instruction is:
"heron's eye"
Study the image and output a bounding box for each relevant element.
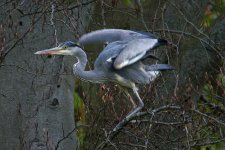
[63,45,68,49]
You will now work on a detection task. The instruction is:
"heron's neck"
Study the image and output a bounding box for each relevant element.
[73,49,88,77]
[74,49,88,70]
[73,49,106,83]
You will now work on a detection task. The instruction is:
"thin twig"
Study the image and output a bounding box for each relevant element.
[100,0,106,28]
[190,138,225,147]
[21,0,98,16]
[2,6,49,60]
[55,127,77,150]
[136,0,149,31]
[50,0,58,45]
[169,2,214,45]
[193,109,225,126]
[96,105,181,149]
[154,29,222,58]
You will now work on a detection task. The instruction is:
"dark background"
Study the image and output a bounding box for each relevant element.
[0,0,225,149]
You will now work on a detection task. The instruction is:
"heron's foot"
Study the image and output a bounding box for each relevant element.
[126,109,137,119]
[126,104,144,119]
[113,117,128,132]
[112,113,137,132]
[113,105,144,132]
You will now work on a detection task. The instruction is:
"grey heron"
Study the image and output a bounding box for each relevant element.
[35,29,173,130]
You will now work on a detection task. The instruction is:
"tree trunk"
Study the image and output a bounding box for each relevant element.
[0,0,94,149]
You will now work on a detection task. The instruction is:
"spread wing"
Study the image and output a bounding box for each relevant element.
[94,41,126,70]
[94,38,162,70]
[78,29,149,45]
[113,38,160,69]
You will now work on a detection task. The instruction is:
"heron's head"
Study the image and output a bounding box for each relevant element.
[35,41,81,56]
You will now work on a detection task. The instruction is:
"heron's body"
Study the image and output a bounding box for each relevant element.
[95,40,160,86]
[73,41,159,89]
[35,29,173,131]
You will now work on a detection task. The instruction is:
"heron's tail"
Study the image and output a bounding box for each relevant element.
[145,64,173,81]
[158,39,167,45]
[145,64,174,71]
[152,39,168,49]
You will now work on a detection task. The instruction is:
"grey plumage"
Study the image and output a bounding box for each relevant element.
[78,29,152,44]
[35,29,173,130]
[79,29,167,69]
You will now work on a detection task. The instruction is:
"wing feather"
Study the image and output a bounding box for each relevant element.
[78,29,148,44]
[113,38,158,69]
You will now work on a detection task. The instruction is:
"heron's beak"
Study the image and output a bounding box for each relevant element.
[34,47,68,55]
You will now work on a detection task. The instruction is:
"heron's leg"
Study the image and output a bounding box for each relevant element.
[125,87,144,119]
[123,89,136,109]
[113,87,144,132]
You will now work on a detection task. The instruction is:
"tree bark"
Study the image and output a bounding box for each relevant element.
[0,0,94,149]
